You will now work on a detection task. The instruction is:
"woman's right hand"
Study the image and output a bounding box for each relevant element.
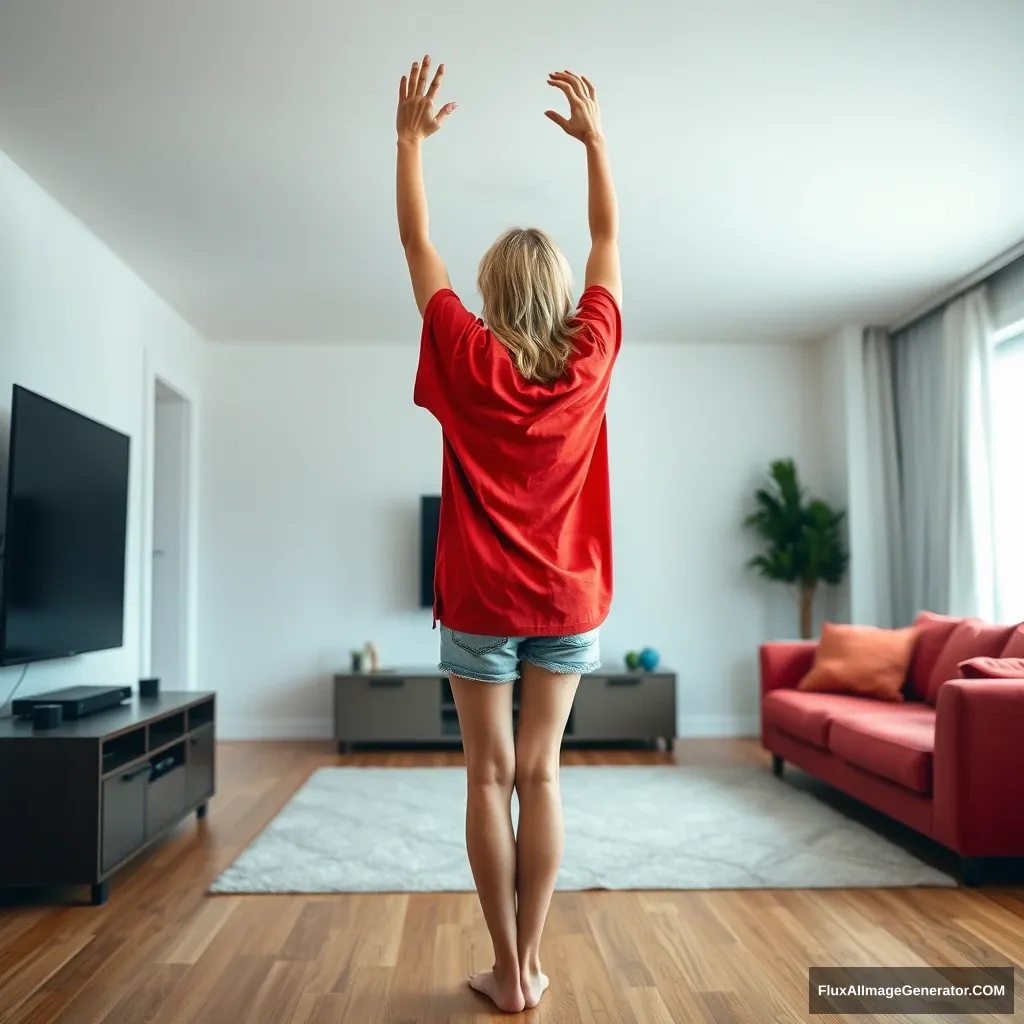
[545,71,603,143]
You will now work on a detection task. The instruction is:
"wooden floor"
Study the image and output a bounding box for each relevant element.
[0,741,1021,1023]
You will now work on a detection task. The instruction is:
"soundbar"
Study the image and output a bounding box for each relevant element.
[12,685,132,721]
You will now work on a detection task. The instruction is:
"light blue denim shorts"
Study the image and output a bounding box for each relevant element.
[438,625,601,683]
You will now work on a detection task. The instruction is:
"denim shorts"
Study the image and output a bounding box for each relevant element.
[438,625,601,683]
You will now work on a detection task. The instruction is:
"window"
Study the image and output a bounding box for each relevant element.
[992,318,1024,623]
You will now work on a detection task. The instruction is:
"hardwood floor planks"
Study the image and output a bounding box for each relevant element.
[0,740,1019,1023]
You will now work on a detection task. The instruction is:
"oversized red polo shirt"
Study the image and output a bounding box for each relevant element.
[413,284,621,636]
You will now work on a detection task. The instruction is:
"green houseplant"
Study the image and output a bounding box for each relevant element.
[744,458,848,640]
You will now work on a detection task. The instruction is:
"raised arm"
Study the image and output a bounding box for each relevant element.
[396,55,458,314]
[546,71,621,306]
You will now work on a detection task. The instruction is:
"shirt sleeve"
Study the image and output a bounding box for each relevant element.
[413,288,481,414]
[573,285,622,363]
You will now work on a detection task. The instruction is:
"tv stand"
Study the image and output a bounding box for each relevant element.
[0,691,215,905]
[334,669,676,750]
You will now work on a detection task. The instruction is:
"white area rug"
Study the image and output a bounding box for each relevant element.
[210,766,954,893]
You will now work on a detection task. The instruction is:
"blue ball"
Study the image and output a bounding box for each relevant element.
[639,647,660,671]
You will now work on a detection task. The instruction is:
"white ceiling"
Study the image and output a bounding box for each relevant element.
[1,0,1022,343]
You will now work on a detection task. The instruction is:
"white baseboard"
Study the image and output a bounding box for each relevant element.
[675,714,759,738]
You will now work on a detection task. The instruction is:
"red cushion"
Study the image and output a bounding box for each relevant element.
[958,656,1024,679]
[829,706,936,794]
[763,690,897,750]
[926,619,1015,705]
[907,611,962,701]
[1001,625,1024,658]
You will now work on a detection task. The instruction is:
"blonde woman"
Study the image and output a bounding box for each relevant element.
[396,56,621,1013]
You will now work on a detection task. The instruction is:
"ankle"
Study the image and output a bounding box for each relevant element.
[493,955,520,981]
[519,951,542,976]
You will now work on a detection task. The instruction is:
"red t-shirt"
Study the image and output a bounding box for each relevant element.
[414,284,621,636]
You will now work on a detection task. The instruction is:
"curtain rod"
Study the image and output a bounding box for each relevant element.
[889,237,1024,333]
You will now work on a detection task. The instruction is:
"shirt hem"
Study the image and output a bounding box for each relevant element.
[437,609,609,638]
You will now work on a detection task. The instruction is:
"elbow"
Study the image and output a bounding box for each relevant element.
[401,232,430,253]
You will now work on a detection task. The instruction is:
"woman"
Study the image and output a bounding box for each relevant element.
[396,55,621,1014]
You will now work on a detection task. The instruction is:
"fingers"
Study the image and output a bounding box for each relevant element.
[433,100,458,129]
[408,59,420,96]
[416,54,431,95]
[552,70,587,102]
[547,76,576,105]
[425,62,445,101]
[544,110,572,132]
[581,74,596,99]
[399,75,407,102]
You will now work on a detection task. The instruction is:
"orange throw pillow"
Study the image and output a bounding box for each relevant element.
[797,623,919,702]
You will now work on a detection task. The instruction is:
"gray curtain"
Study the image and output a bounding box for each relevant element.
[989,256,1024,331]
[891,310,945,623]
[890,287,998,623]
[860,328,901,627]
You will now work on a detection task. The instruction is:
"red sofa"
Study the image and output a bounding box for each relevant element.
[760,614,1024,885]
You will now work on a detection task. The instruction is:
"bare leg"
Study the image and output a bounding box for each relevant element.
[513,662,580,1008]
[449,676,525,1014]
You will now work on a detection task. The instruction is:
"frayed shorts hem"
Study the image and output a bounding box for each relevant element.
[520,656,602,676]
[438,661,518,684]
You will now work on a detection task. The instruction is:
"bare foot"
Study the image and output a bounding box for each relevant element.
[521,968,550,1009]
[469,969,526,1014]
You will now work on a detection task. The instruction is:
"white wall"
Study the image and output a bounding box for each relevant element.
[0,152,205,704]
[202,339,829,739]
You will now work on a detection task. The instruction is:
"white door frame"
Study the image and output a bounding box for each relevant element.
[140,347,200,690]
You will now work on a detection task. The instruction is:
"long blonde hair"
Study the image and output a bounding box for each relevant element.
[477,228,580,383]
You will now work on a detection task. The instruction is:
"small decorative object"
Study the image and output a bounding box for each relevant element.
[365,642,380,673]
[639,647,660,671]
[139,677,160,699]
[743,457,848,640]
[624,651,641,670]
[350,649,364,673]
[32,704,63,730]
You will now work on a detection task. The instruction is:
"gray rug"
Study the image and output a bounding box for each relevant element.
[210,766,954,893]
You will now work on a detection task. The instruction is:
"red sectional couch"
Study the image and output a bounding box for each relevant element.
[760,614,1024,885]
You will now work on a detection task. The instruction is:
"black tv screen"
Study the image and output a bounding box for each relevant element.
[420,495,440,608]
[0,386,131,665]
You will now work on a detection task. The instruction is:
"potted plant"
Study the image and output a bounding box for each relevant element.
[743,458,848,640]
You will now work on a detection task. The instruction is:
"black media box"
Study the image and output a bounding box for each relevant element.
[12,685,133,720]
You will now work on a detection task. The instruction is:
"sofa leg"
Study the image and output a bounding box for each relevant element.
[771,754,784,778]
[961,857,988,887]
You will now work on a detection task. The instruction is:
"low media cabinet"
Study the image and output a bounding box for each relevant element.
[334,669,676,750]
[0,691,216,905]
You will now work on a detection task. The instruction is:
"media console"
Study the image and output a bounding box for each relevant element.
[334,669,676,750]
[0,691,215,905]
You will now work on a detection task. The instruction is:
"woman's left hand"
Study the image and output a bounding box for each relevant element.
[397,55,457,142]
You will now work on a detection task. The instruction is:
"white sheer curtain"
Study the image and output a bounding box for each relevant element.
[891,287,999,622]
[943,289,999,620]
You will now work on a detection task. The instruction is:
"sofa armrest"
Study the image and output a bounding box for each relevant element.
[759,641,817,698]
[933,678,1024,857]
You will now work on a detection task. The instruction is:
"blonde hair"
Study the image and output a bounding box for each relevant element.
[477,228,580,383]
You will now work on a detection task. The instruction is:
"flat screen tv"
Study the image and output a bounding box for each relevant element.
[0,386,131,665]
[419,495,440,609]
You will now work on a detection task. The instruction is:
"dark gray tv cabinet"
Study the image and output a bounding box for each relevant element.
[0,691,215,906]
[334,670,676,751]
